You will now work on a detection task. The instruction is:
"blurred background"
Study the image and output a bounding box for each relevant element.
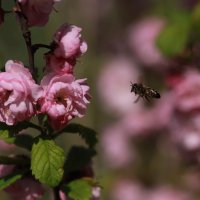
[2,0,200,199]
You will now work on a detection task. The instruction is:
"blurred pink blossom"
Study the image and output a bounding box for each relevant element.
[0,164,15,178]
[172,69,200,113]
[5,178,45,200]
[54,24,87,59]
[97,57,142,116]
[111,180,146,200]
[121,92,175,137]
[40,73,90,130]
[18,0,60,27]
[128,17,167,68]
[169,113,200,152]
[101,124,135,168]
[0,140,16,152]
[0,60,43,125]
[148,186,191,200]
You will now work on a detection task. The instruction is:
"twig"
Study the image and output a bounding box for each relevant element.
[14,3,37,81]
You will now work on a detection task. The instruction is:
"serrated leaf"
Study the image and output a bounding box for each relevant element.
[0,130,34,151]
[65,146,96,173]
[0,170,26,190]
[63,179,92,200]
[156,11,191,57]
[31,138,65,187]
[62,123,98,148]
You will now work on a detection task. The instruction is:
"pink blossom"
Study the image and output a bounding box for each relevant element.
[169,113,200,152]
[97,57,142,116]
[40,73,90,130]
[172,69,200,113]
[128,17,167,68]
[148,186,191,200]
[0,60,43,125]
[111,180,146,200]
[18,0,61,27]
[0,164,15,178]
[0,140,16,152]
[53,24,87,59]
[45,53,75,74]
[101,124,134,168]
[4,178,45,200]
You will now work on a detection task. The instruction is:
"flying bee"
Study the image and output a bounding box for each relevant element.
[130,82,160,102]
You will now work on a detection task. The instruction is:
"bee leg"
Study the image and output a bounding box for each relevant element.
[134,96,140,103]
[144,96,150,102]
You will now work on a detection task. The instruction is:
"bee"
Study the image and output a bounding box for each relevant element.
[130,82,160,102]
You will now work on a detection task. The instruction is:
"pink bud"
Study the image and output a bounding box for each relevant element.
[54,24,87,59]
[18,0,61,27]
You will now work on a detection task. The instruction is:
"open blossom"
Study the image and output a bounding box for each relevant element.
[4,178,45,200]
[53,24,87,59]
[40,73,90,130]
[0,60,43,125]
[18,0,61,27]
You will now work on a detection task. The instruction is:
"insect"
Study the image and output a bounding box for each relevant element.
[130,82,160,102]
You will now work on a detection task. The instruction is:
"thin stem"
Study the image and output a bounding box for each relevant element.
[27,121,44,133]
[54,187,61,200]
[15,3,37,81]
[32,43,52,54]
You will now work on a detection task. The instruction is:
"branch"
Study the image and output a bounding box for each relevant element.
[14,3,37,81]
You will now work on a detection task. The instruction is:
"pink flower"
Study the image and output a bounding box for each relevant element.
[0,164,15,178]
[0,60,43,125]
[53,24,87,59]
[97,57,142,116]
[4,178,45,200]
[40,73,90,130]
[169,113,200,152]
[0,140,16,152]
[44,53,75,74]
[101,124,134,168]
[148,186,191,200]
[172,69,200,113]
[128,17,167,68]
[18,0,60,27]
[111,180,146,200]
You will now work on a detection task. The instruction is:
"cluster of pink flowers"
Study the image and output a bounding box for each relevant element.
[0,24,89,130]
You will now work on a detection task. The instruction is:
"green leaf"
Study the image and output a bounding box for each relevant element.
[156,11,191,57]
[63,179,92,200]
[0,130,34,151]
[64,146,96,173]
[31,138,65,187]
[61,123,98,148]
[0,170,26,190]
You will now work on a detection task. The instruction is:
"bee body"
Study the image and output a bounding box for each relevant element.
[130,82,160,102]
